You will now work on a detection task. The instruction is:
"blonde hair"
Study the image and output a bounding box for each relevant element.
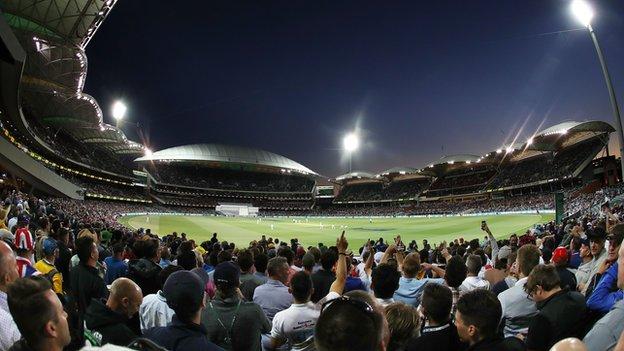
[384,302,420,351]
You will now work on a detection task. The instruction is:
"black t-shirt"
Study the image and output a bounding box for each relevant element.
[407,323,467,351]
[556,267,577,291]
[311,269,335,303]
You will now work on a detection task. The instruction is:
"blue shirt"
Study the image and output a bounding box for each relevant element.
[393,276,445,307]
[159,259,171,269]
[587,264,623,313]
[253,279,293,322]
[104,256,128,285]
[345,276,366,293]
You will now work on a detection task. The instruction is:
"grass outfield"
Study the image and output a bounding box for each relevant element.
[118,213,553,248]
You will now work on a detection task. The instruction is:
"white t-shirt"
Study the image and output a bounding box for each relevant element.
[270,292,340,351]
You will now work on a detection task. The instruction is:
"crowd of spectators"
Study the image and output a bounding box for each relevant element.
[4,182,624,351]
[335,178,431,202]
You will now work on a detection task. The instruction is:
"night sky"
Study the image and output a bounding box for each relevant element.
[84,0,624,177]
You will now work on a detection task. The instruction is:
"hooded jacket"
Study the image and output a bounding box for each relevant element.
[127,258,162,295]
[84,298,137,346]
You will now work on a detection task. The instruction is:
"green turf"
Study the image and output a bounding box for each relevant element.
[118,213,553,248]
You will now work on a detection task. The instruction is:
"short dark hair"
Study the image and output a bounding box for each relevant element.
[112,243,125,256]
[75,236,95,263]
[143,238,159,259]
[177,251,198,270]
[456,289,501,340]
[237,249,254,272]
[371,263,400,299]
[254,253,269,273]
[320,250,338,271]
[8,276,55,348]
[159,264,184,287]
[526,264,561,293]
[290,271,313,301]
[217,250,232,264]
[465,254,482,275]
[315,290,383,351]
[278,247,294,266]
[445,255,467,288]
[517,244,541,277]
[421,283,452,324]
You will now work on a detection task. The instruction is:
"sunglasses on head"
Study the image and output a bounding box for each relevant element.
[321,295,378,323]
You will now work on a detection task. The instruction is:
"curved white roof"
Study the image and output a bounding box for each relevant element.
[378,167,420,176]
[335,171,377,181]
[431,154,482,166]
[134,143,318,175]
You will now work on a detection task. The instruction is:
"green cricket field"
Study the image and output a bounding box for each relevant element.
[118,213,553,248]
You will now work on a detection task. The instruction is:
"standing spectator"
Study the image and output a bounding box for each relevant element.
[238,250,265,299]
[127,239,162,296]
[371,263,401,307]
[393,253,444,307]
[0,241,21,350]
[55,228,72,293]
[7,276,71,351]
[459,255,490,292]
[407,283,465,351]
[524,264,586,351]
[84,278,143,346]
[444,255,467,316]
[498,244,540,337]
[159,247,171,268]
[144,271,222,350]
[253,257,293,322]
[385,302,420,351]
[33,238,63,296]
[14,224,38,278]
[104,243,128,285]
[310,250,337,303]
[69,235,108,315]
[202,262,271,350]
[139,265,183,332]
[454,290,525,350]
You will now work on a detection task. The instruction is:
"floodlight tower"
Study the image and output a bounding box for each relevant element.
[571,0,624,180]
[111,100,127,123]
[343,132,359,173]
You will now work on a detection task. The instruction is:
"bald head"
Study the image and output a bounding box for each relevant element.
[0,241,18,291]
[107,278,143,318]
[549,338,587,351]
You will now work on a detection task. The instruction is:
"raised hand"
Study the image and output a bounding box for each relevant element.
[337,230,348,253]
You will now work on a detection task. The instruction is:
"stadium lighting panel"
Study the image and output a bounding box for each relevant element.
[343,133,359,152]
[496,149,502,154]
[112,101,127,121]
[526,137,534,146]
[571,0,593,27]
[506,146,513,153]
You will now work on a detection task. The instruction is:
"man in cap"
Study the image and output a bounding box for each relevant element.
[144,270,222,350]
[586,224,624,314]
[202,261,270,350]
[14,217,38,278]
[575,237,593,291]
[582,226,608,295]
[34,238,63,296]
[551,247,577,291]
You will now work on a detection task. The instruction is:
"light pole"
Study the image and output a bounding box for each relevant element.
[571,0,624,181]
[343,132,359,173]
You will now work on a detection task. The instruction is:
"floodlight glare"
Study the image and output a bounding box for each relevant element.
[112,100,127,121]
[527,137,534,146]
[496,149,502,154]
[506,146,513,153]
[144,147,152,157]
[571,0,593,28]
[343,133,359,152]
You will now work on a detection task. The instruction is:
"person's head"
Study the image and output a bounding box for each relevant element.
[8,276,70,350]
[278,247,295,266]
[455,289,501,345]
[254,252,269,274]
[617,242,624,289]
[143,238,160,262]
[445,255,467,289]
[320,249,338,271]
[524,264,561,302]
[217,250,232,264]
[401,253,421,279]
[384,302,420,351]
[267,256,289,284]
[42,238,58,260]
[589,228,607,257]
[315,290,388,351]
[214,261,240,297]
[465,254,482,276]
[160,246,170,261]
[289,271,313,303]
[237,249,254,273]
[371,263,400,299]
[516,244,541,278]
[75,235,98,267]
[57,228,70,245]
[0,241,18,292]
[421,283,452,325]
[158,264,184,288]
[163,270,206,324]
[607,224,624,261]
[302,252,316,272]
[107,278,143,319]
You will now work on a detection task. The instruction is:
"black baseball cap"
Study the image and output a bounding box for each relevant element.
[213,261,240,288]
[588,227,607,241]
[163,270,204,312]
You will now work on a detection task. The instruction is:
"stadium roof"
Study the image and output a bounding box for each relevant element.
[134,143,318,175]
[378,167,420,176]
[334,171,377,181]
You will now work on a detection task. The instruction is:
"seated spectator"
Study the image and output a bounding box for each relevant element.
[84,278,143,346]
[104,243,128,285]
[139,265,183,332]
[253,257,293,322]
[583,242,624,350]
[585,226,624,311]
[54,228,72,293]
[0,241,21,350]
[315,290,389,351]
[238,250,265,297]
[144,271,222,350]
[575,238,593,291]
[371,263,401,307]
[581,227,608,295]
[551,247,577,291]
[498,244,540,337]
[524,264,586,351]
[311,250,337,303]
[393,253,444,307]
[241,252,269,301]
[33,238,63,296]
[202,261,270,350]
[127,239,162,296]
[267,232,348,350]
[407,283,465,351]
[385,302,420,351]
[459,255,490,292]
[491,252,518,296]
[444,255,467,315]
[7,276,71,351]
[454,289,525,350]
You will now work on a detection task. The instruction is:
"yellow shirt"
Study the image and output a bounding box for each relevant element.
[34,259,64,295]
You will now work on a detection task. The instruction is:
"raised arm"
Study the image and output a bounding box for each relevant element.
[329,231,348,295]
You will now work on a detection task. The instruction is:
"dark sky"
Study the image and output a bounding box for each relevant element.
[84,0,624,177]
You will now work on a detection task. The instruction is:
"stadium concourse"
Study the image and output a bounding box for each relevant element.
[3,2,624,351]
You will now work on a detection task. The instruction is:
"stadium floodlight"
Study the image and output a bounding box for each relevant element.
[526,137,534,146]
[496,149,502,154]
[506,146,513,153]
[571,0,593,28]
[144,147,152,157]
[570,0,624,181]
[112,100,127,121]
[343,133,359,152]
